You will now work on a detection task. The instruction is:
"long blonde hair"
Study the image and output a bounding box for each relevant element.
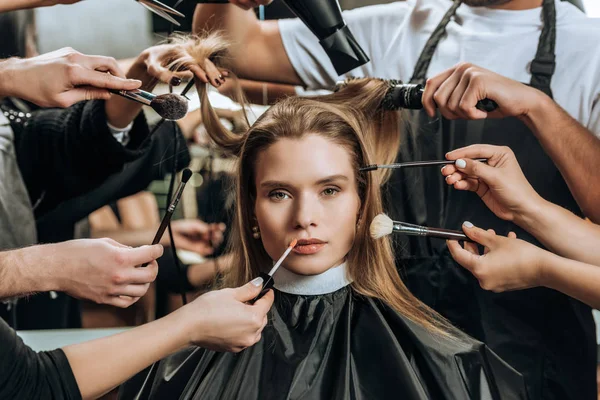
[172,33,459,338]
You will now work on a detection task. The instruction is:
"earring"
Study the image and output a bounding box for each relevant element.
[252,225,261,239]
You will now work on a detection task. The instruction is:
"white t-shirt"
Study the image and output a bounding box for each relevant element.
[279,0,600,136]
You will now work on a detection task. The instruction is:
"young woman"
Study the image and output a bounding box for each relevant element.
[119,38,528,399]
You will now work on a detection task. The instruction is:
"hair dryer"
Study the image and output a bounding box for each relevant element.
[196,0,370,75]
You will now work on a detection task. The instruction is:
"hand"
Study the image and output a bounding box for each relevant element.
[164,219,226,256]
[179,277,274,352]
[447,222,546,292]
[0,48,141,108]
[0,0,82,12]
[441,144,544,223]
[422,62,547,120]
[137,41,229,88]
[54,238,163,308]
[224,0,273,11]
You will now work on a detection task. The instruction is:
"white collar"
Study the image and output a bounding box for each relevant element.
[273,262,353,295]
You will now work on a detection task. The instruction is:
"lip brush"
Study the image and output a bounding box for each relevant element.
[251,239,298,303]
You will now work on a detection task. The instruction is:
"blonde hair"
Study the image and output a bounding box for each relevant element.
[172,33,460,339]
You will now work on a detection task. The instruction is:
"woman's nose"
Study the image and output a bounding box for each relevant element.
[293,195,318,230]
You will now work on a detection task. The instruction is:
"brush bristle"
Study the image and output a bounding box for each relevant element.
[181,168,192,183]
[289,239,298,248]
[151,93,188,120]
[370,213,394,239]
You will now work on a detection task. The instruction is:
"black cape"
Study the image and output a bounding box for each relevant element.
[120,286,528,400]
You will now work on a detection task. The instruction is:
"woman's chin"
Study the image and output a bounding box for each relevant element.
[282,255,342,276]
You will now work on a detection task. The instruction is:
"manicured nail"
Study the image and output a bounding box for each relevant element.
[218,74,224,80]
[251,277,264,287]
[170,77,181,86]
[441,165,446,172]
[455,159,467,169]
[463,221,474,228]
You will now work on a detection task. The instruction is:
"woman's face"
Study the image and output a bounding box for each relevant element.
[254,134,361,275]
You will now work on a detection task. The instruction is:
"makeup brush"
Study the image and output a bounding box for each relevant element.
[360,158,487,172]
[140,168,193,267]
[110,89,188,120]
[370,213,474,242]
[251,239,298,303]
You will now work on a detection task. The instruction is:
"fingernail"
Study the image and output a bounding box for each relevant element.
[463,221,474,228]
[251,277,264,287]
[455,159,467,169]
[218,74,224,80]
[170,77,181,86]
[441,165,446,172]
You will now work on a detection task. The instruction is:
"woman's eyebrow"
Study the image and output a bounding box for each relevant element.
[315,174,349,185]
[259,175,349,190]
[260,180,291,189]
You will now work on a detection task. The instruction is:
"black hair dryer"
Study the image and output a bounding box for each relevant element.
[196,0,370,75]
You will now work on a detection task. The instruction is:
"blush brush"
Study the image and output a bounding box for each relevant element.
[370,213,473,242]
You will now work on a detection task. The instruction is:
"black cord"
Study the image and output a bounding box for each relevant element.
[166,120,188,305]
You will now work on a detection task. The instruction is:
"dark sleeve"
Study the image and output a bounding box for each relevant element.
[35,120,191,237]
[0,319,82,400]
[11,100,151,217]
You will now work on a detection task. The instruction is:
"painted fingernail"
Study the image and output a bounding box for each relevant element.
[455,159,467,168]
[251,277,264,287]
[218,74,224,80]
[463,221,474,228]
[170,77,181,86]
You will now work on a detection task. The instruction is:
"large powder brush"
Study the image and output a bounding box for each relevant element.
[110,88,188,120]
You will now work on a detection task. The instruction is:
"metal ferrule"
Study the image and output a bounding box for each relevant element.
[392,222,427,237]
[116,89,155,106]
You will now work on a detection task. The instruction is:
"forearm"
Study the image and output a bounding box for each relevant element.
[236,79,296,105]
[0,0,47,12]
[518,199,600,266]
[63,309,190,400]
[0,58,20,98]
[0,245,57,299]
[192,5,301,84]
[521,95,600,223]
[541,250,600,309]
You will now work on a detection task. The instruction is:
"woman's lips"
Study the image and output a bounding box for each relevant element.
[292,240,326,255]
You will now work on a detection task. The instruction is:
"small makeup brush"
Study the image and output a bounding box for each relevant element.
[370,213,474,242]
[140,168,192,267]
[110,89,188,120]
[360,158,487,172]
[251,239,298,303]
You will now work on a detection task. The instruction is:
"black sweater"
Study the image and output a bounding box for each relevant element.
[6,99,151,218]
[0,319,81,399]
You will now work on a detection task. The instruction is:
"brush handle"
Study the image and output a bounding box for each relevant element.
[360,158,487,171]
[250,272,274,304]
[393,222,474,242]
[424,227,473,242]
[109,89,155,106]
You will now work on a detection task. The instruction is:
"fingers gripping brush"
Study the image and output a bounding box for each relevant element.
[251,239,298,303]
[370,213,474,242]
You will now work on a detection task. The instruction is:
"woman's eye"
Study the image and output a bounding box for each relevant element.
[269,191,290,201]
[322,188,340,197]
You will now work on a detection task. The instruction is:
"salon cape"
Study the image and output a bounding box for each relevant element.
[119,264,528,400]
